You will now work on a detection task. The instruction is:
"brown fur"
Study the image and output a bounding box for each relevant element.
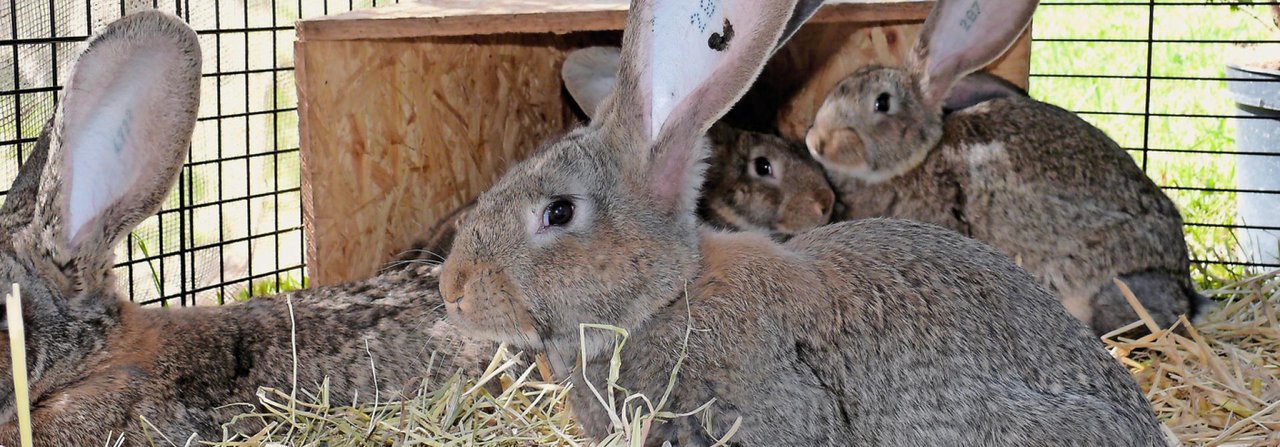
[807,0,1204,335]
[0,12,494,444]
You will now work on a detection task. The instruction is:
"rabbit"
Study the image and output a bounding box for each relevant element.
[385,47,836,271]
[436,0,1166,445]
[0,11,494,445]
[804,0,1207,336]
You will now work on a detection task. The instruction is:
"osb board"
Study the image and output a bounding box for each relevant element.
[296,32,617,286]
[297,21,1031,286]
[296,0,932,41]
[729,22,1033,138]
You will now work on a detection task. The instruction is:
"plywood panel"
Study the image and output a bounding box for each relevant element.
[297,0,931,41]
[295,1,1031,285]
[297,32,617,285]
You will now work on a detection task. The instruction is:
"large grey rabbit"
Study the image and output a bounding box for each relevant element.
[437,0,1166,445]
[0,11,492,444]
[805,0,1207,335]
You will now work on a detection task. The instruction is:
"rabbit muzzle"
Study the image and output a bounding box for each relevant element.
[777,187,835,234]
[805,124,871,175]
[438,259,542,348]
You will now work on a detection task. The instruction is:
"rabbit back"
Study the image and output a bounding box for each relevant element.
[3,268,493,444]
[946,96,1196,330]
[834,94,1197,333]
[785,220,1165,445]
[572,220,1164,445]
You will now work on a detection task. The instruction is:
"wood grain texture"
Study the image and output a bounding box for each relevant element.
[297,32,618,285]
[296,0,932,41]
[295,2,1030,285]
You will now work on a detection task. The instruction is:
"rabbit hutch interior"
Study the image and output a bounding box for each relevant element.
[0,0,1276,445]
[291,0,1035,286]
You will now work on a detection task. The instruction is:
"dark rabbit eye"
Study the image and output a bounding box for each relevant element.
[874,93,891,113]
[753,157,775,178]
[543,199,575,227]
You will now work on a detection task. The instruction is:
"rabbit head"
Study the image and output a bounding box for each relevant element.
[0,11,199,418]
[700,124,833,236]
[804,0,1037,182]
[440,0,821,365]
[562,46,834,238]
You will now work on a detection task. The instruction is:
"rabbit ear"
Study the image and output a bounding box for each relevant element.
[562,47,622,120]
[0,120,53,235]
[596,0,821,213]
[18,11,200,273]
[911,0,1037,111]
[942,71,1028,114]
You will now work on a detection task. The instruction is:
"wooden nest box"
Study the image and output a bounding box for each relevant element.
[294,0,1031,286]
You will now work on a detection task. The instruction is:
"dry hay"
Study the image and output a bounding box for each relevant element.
[3,271,1274,446]
[1106,271,1280,446]
[208,346,585,446]
[210,274,1278,447]
[206,324,716,447]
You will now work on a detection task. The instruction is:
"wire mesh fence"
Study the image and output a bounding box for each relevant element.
[1,0,1277,304]
[1029,1,1280,288]
[0,0,398,306]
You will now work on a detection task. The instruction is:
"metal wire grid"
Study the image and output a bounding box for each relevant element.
[1,1,1276,304]
[0,0,397,306]
[1030,1,1280,282]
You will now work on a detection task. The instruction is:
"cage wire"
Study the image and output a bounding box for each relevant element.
[1030,1,1280,288]
[0,0,1277,305]
[0,0,399,306]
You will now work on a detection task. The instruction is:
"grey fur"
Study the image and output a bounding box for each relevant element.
[386,49,837,271]
[439,0,1166,444]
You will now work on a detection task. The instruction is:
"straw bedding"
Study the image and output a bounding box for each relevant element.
[197,271,1277,446]
[1106,271,1280,446]
[4,271,1270,446]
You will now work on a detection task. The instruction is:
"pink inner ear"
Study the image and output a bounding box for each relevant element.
[917,0,1037,108]
[646,4,782,209]
[62,50,169,245]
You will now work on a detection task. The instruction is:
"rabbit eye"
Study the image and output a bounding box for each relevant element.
[874,93,891,113]
[542,199,575,228]
[753,157,775,178]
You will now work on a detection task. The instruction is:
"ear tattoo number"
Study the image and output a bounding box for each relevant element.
[959,0,982,32]
[689,0,718,33]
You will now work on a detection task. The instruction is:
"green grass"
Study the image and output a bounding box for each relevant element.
[217,274,309,304]
[1030,2,1279,289]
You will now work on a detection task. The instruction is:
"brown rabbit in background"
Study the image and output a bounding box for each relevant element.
[805,0,1207,335]
[0,11,491,444]
[562,46,836,239]
[386,47,836,270]
[438,0,1166,445]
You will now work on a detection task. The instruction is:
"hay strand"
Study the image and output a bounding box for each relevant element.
[6,283,33,447]
[1108,270,1280,446]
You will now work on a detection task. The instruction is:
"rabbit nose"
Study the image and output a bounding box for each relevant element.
[439,263,470,304]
